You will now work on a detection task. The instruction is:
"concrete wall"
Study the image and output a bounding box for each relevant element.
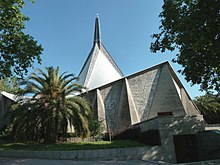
[0,146,154,161]
[84,62,200,135]
[149,65,186,118]
[132,115,205,163]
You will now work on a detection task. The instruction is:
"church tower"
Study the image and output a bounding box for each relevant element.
[77,15,124,90]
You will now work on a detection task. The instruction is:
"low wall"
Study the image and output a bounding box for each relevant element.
[0,146,155,161]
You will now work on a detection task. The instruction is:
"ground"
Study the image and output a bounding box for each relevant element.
[0,157,171,165]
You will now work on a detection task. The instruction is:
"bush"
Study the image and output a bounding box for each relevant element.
[89,119,105,141]
[113,127,161,145]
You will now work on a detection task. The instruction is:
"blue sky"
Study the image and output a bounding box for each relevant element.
[22,0,204,98]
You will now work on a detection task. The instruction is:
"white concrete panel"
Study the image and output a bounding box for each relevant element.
[180,88,200,116]
[87,50,122,90]
[149,64,186,118]
[125,78,140,124]
[77,52,94,87]
[170,67,200,116]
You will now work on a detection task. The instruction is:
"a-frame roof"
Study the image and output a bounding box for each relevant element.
[77,15,124,90]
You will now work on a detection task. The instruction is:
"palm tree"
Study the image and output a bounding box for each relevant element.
[11,67,92,143]
[194,94,220,124]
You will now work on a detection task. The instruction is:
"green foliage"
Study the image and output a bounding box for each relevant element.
[0,0,43,78]
[194,94,220,124]
[10,67,92,143]
[0,123,13,138]
[89,119,105,141]
[0,109,13,135]
[0,77,20,93]
[151,0,220,93]
[113,127,161,145]
[0,140,145,151]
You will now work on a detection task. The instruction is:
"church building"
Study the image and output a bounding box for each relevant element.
[78,15,201,134]
[1,15,219,164]
[75,16,220,163]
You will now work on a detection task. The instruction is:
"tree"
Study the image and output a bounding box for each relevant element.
[194,94,220,124]
[10,67,92,143]
[150,0,220,93]
[0,77,20,93]
[0,0,43,79]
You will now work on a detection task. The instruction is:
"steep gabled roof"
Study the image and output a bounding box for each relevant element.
[77,15,123,90]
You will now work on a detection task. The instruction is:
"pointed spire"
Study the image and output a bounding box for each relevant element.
[94,14,101,47]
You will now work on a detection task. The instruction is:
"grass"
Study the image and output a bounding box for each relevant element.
[0,140,145,151]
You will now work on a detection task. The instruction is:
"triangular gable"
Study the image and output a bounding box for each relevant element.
[77,16,123,90]
[166,63,201,116]
[148,63,187,118]
[148,62,200,118]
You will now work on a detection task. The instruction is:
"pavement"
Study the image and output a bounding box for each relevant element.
[0,157,171,165]
[1,157,220,165]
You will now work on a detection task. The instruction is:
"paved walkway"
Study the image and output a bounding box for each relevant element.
[0,157,171,165]
[1,157,220,165]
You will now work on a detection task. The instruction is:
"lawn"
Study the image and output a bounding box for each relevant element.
[0,140,145,151]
